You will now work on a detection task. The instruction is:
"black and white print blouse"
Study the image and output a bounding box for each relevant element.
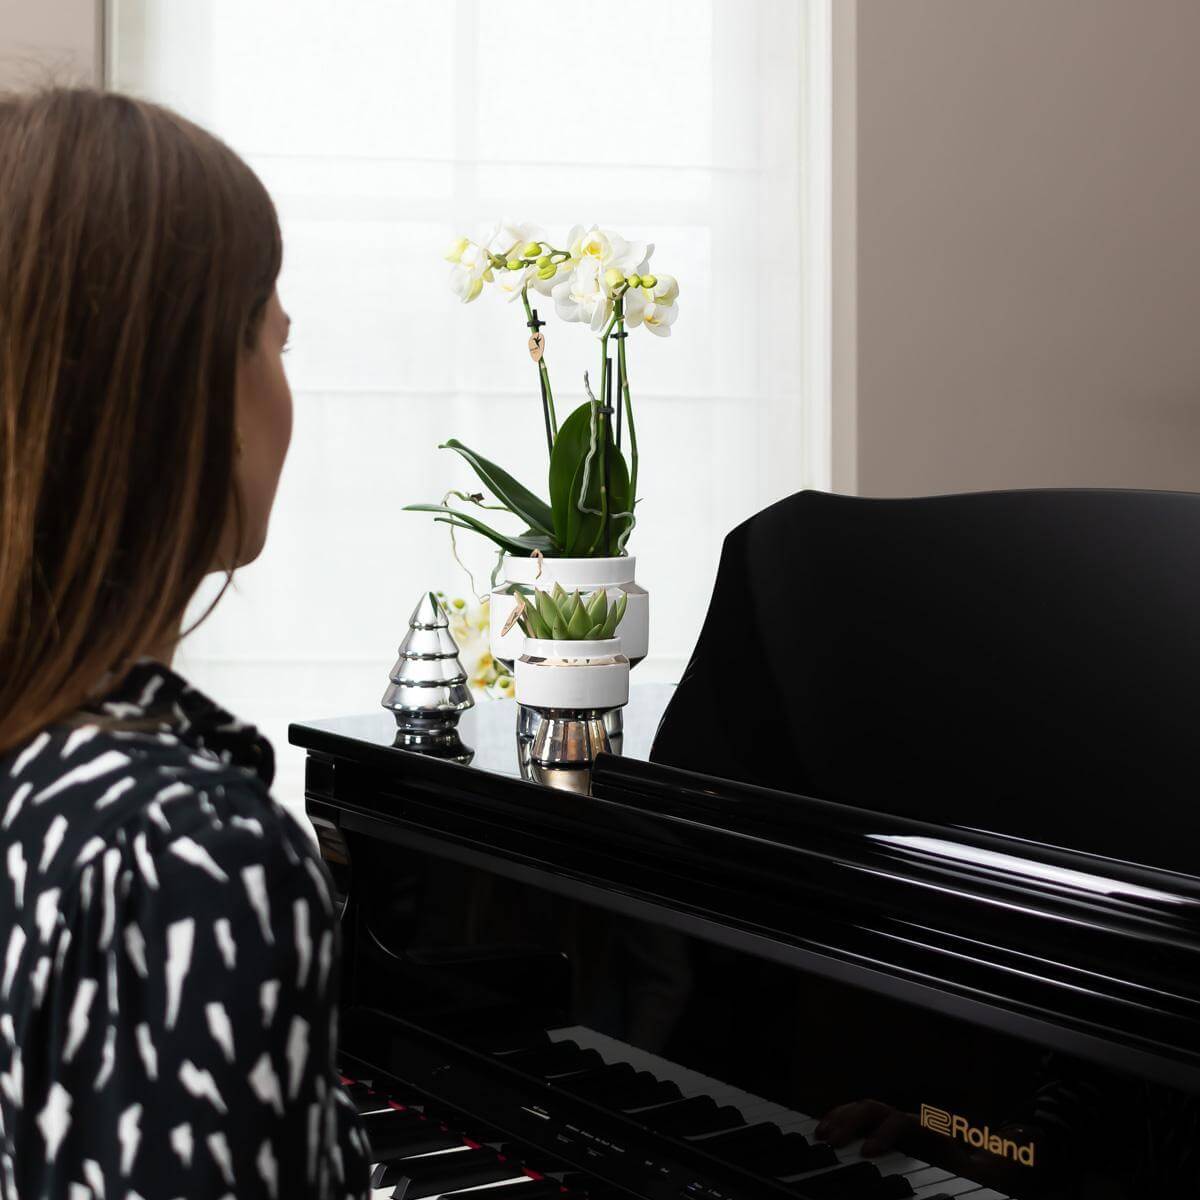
[0,660,369,1199]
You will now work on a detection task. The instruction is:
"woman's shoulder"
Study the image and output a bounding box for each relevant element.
[0,715,326,931]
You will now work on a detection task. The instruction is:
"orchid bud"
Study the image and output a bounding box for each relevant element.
[603,267,625,290]
[506,257,524,271]
[537,261,557,280]
[625,273,641,288]
[536,255,552,269]
[521,241,542,258]
[640,273,658,288]
[444,236,469,263]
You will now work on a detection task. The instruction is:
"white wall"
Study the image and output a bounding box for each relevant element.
[0,0,99,89]
[837,0,1200,497]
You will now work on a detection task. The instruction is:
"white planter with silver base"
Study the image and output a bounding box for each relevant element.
[490,556,648,667]
[515,638,629,769]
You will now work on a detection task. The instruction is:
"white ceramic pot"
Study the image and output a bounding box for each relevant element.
[490,555,648,667]
[514,638,630,712]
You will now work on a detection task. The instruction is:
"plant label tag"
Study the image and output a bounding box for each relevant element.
[528,331,545,362]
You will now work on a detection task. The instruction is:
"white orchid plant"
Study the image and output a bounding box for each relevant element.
[405,220,679,561]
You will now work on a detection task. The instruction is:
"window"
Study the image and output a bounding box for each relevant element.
[108,0,831,813]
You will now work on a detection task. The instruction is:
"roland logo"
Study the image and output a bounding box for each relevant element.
[919,1104,1036,1167]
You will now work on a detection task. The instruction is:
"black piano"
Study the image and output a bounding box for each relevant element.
[292,490,1200,1199]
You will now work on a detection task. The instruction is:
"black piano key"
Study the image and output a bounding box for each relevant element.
[367,1131,464,1176]
[757,1136,838,1178]
[442,1183,562,1200]
[558,1063,682,1109]
[560,1172,635,1200]
[695,1121,787,1159]
[638,1096,745,1137]
[381,1148,525,1199]
[501,1040,606,1079]
[358,1108,429,1150]
[874,1176,915,1198]
[788,1161,889,1199]
[467,1027,554,1055]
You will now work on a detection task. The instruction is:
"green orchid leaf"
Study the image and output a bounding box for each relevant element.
[408,504,555,556]
[548,402,596,545]
[440,439,555,537]
[604,447,633,556]
[564,454,603,556]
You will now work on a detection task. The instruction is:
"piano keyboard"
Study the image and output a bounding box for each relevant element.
[342,1020,1015,1200]
[540,1026,1011,1200]
[341,1068,625,1200]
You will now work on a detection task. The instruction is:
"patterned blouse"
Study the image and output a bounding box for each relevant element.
[0,661,369,1199]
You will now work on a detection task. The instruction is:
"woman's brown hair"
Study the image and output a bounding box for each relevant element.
[0,88,282,753]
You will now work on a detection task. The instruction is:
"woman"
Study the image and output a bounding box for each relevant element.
[0,89,369,1198]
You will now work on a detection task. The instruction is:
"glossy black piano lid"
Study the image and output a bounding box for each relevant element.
[650,489,1200,876]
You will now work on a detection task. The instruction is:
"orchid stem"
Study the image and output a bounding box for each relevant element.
[521,288,557,455]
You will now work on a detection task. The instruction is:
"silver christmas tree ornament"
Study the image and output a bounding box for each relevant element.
[381,592,475,731]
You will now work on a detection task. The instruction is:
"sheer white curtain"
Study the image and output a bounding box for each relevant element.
[108,0,830,814]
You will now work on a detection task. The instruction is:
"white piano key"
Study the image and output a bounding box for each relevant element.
[911,1180,989,1199]
[550,1025,992,1198]
[906,1165,955,1187]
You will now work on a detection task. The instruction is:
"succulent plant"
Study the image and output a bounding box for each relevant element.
[514,583,628,642]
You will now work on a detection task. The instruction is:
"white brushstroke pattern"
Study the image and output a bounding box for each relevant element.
[213,918,236,969]
[133,832,158,888]
[117,1102,142,1174]
[241,865,273,943]
[133,1022,157,1080]
[179,1061,227,1113]
[94,775,135,809]
[164,919,194,1029]
[62,978,98,1061]
[36,1083,71,1163]
[1,781,32,830]
[38,814,68,872]
[10,731,50,778]
[61,725,99,758]
[167,836,229,883]
[248,1053,284,1114]
[169,1122,193,1167]
[34,750,129,804]
[205,1002,235,1063]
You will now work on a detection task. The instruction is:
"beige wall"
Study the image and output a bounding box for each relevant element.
[843,0,1200,497]
[0,0,100,90]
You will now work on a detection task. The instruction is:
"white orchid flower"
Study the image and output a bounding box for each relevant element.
[448,239,492,303]
[494,263,534,303]
[481,218,544,262]
[625,273,680,336]
[552,226,654,330]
